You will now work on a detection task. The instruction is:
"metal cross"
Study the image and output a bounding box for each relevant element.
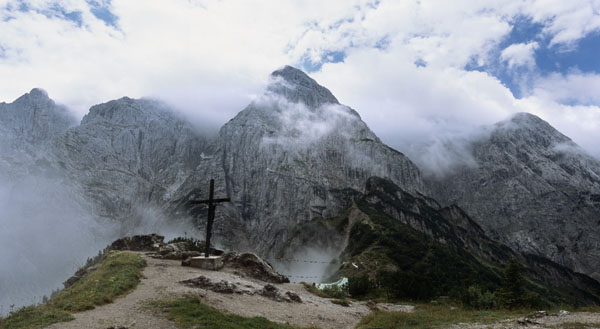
[190,179,230,258]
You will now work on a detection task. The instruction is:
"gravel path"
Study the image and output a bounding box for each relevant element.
[450,312,600,329]
[45,253,412,329]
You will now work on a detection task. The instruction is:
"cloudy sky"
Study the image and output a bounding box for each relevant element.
[1,0,599,159]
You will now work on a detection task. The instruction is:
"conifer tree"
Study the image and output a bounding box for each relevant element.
[498,259,526,308]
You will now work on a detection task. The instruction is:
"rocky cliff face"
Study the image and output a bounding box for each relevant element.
[52,97,214,221]
[0,88,75,147]
[427,113,600,280]
[169,66,425,255]
[0,88,76,177]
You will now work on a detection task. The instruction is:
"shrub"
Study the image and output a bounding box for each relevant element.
[376,270,434,300]
[348,274,372,297]
[302,282,347,299]
[167,237,205,252]
[461,285,497,309]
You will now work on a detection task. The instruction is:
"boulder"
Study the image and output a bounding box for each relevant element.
[222,252,288,283]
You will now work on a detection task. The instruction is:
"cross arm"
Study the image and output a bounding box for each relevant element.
[189,197,231,205]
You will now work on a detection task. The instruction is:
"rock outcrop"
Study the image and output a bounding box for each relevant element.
[180,275,301,303]
[427,113,600,279]
[221,252,289,283]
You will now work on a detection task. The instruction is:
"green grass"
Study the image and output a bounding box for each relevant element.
[149,296,312,329]
[356,303,527,329]
[0,251,146,329]
[301,282,347,299]
[331,299,351,307]
[0,307,73,329]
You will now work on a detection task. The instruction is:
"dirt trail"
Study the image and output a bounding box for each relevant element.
[45,253,599,329]
[451,312,600,329]
[45,253,411,329]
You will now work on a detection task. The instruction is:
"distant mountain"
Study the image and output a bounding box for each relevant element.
[427,113,600,280]
[168,66,425,255]
[0,88,75,147]
[0,88,76,177]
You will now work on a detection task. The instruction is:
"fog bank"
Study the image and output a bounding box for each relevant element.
[0,172,199,316]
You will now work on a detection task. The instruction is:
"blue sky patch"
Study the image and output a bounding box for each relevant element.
[414,58,427,68]
[536,32,600,74]
[374,36,390,50]
[87,0,118,27]
[300,50,347,72]
[465,15,600,103]
[9,1,84,27]
[4,1,118,28]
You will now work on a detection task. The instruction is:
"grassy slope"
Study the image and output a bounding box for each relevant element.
[339,198,503,300]
[150,297,313,329]
[357,303,527,329]
[332,177,600,306]
[0,251,146,329]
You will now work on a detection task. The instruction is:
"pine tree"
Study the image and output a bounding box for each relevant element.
[498,259,526,308]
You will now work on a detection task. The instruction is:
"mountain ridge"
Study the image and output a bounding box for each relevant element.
[427,111,600,280]
[1,67,599,314]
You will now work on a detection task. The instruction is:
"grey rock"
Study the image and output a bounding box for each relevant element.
[0,88,76,178]
[427,113,600,278]
[170,66,425,256]
[52,97,214,220]
[221,252,288,283]
[285,290,302,303]
[109,234,165,251]
[0,88,76,148]
[180,275,238,294]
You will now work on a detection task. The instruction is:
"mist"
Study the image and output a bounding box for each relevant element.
[401,127,492,178]
[257,93,360,149]
[272,247,341,284]
[0,170,199,316]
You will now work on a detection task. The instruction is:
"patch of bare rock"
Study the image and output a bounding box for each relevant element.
[181,275,302,303]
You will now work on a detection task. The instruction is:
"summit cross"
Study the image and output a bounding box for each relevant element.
[189,179,230,258]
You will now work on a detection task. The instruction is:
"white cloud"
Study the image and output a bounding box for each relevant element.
[532,71,600,105]
[500,42,539,68]
[520,0,600,48]
[0,0,599,162]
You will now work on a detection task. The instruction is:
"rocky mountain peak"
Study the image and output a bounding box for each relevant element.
[12,88,54,108]
[493,112,571,148]
[0,88,75,147]
[427,112,600,278]
[29,87,49,96]
[267,65,339,108]
[81,97,180,128]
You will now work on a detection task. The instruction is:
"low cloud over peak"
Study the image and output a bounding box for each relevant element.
[0,0,598,161]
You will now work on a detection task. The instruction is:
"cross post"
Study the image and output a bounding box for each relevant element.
[190,179,230,258]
